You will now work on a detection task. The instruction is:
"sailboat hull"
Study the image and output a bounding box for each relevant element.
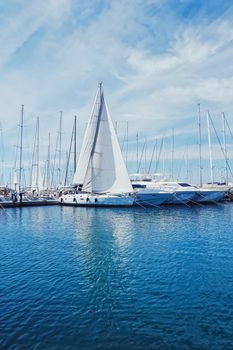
[60,193,134,207]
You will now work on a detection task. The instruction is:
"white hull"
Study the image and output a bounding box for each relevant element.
[60,193,134,207]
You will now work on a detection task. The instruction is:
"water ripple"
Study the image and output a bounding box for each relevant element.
[0,204,233,349]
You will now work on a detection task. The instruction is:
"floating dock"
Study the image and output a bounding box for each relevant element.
[0,199,59,208]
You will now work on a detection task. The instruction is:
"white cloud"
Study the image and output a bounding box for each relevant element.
[1,0,233,183]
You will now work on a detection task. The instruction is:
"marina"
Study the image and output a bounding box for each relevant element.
[1,1,233,349]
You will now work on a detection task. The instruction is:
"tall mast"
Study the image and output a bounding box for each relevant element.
[58,111,62,186]
[144,137,147,173]
[64,121,74,186]
[36,117,40,191]
[126,121,128,168]
[19,104,24,192]
[171,128,174,180]
[136,133,139,172]
[74,115,77,175]
[162,137,166,176]
[31,116,40,191]
[0,122,4,184]
[47,133,51,190]
[197,104,203,187]
[148,138,157,174]
[222,112,228,184]
[206,110,214,184]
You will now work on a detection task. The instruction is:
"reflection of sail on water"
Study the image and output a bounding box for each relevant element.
[73,83,132,195]
[72,208,134,249]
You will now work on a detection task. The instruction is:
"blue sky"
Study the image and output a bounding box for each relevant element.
[1,0,233,185]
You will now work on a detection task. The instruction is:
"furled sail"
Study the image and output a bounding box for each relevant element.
[31,164,43,192]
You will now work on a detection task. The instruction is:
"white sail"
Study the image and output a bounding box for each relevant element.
[73,88,100,186]
[74,84,132,195]
[31,164,43,192]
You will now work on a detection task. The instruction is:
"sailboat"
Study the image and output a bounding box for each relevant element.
[60,83,134,207]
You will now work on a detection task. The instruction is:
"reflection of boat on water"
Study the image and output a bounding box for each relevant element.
[60,83,133,207]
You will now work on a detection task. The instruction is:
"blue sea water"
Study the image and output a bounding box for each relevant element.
[0,204,233,350]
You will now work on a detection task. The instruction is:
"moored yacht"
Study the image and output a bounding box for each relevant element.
[60,84,134,207]
[130,174,227,205]
[130,174,196,205]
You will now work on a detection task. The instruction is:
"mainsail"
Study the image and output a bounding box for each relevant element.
[73,84,132,194]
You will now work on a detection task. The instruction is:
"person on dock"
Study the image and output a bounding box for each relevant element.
[12,191,18,202]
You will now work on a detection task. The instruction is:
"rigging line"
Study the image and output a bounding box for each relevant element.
[121,127,126,152]
[148,139,157,174]
[134,199,160,209]
[224,114,233,141]
[14,118,21,170]
[154,137,164,173]
[208,113,233,179]
[172,193,190,207]
[82,86,104,190]
[188,198,204,207]
[0,203,12,217]
[30,118,38,188]
[50,124,60,188]
[64,123,74,186]
[137,141,146,173]
[197,191,224,206]
[90,87,104,158]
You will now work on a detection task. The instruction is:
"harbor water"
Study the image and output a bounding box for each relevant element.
[1,204,233,349]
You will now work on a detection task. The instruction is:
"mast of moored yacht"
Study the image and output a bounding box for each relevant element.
[31,117,40,192]
[171,128,174,180]
[46,133,51,190]
[222,112,228,185]
[64,118,75,186]
[136,133,139,172]
[58,111,62,186]
[19,104,24,192]
[206,110,214,184]
[126,121,129,169]
[197,103,203,187]
[148,138,157,174]
[0,121,5,185]
[74,115,77,175]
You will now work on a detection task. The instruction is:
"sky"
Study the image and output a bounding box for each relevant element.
[1,0,233,186]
